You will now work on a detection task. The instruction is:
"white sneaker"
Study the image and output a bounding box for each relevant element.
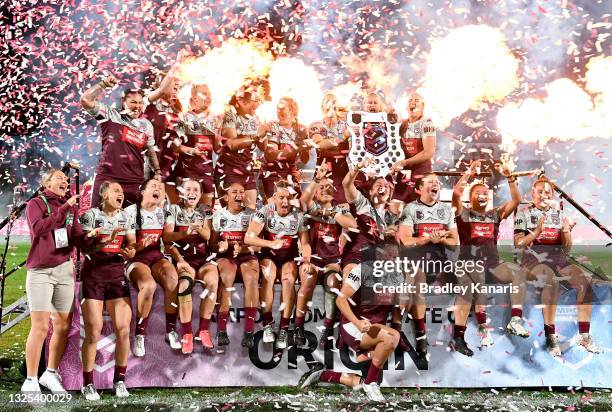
[133,334,146,357]
[275,329,288,349]
[479,326,494,348]
[263,324,275,343]
[362,382,385,402]
[21,378,41,393]
[576,333,601,353]
[114,381,130,398]
[166,331,182,350]
[506,316,530,338]
[39,370,66,393]
[81,383,100,401]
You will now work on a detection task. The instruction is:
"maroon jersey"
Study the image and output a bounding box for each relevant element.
[166,204,211,263]
[398,117,435,177]
[341,265,394,326]
[262,122,304,180]
[143,100,180,178]
[343,191,387,258]
[457,207,502,269]
[310,120,350,203]
[86,103,155,183]
[306,202,350,263]
[175,111,218,180]
[216,109,260,175]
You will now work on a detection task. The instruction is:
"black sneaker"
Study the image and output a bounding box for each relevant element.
[318,327,333,347]
[297,362,325,389]
[416,335,428,357]
[294,327,306,347]
[450,336,474,357]
[216,331,230,348]
[241,331,255,348]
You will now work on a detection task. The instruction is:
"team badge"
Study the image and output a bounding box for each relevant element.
[220,217,227,228]
[437,208,445,219]
[416,210,424,220]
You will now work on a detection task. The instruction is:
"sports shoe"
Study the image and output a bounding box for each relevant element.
[576,333,601,353]
[39,369,66,393]
[450,337,474,357]
[479,326,494,347]
[318,327,334,347]
[114,381,129,398]
[133,334,146,357]
[165,331,182,350]
[263,324,275,343]
[81,383,100,401]
[415,335,428,357]
[181,333,193,354]
[294,326,306,347]
[362,382,385,402]
[506,316,530,338]
[241,331,255,348]
[275,329,288,350]
[199,330,214,349]
[21,378,41,393]
[298,362,325,389]
[546,334,562,357]
[216,330,230,349]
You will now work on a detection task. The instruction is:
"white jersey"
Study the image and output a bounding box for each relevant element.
[211,207,255,244]
[79,208,135,254]
[252,204,308,249]
[124,204,166,249]
[166,204,211,231]
[400,200,456,237]
[514,204,564,245]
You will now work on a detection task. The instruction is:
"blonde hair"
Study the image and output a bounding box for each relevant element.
[41,168,61,186]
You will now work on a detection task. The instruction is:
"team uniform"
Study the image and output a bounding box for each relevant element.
[79,208,135,301]
[514,204,568,270]
[393,118,435,203]
[456,207,503,276]
[175,112,218,194]
[85,103,155,207]
[306,203,350,268]
[310,121,350,204]
[143,99,180,181]
[166,204,212,269]
[261,122,304,198]
[124,204,166,274]
[252,204,308,266]
[215,109,260,191]
[341,192,387,266]
[211,207,258,267]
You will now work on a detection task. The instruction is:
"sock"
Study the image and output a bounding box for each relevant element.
[453,324,466,339]
[218,311,229,332]
[136,317,149,336]
[46,368,56,374]
[413,317,426,337]
[319,370,342,383]
[165,312,177,334]
[578,321,590,334]
[544,323,556,336]
[83,370,94,386]
[113,365,127,383]
[364,362,382,385]
[511,307,523,318]
[199,317,210,333]
[475,311,487,326]
[295,315,305,328]
[262,311,274,326]
[323,317,334,328]
[279,316,290,331]
[181,320,193,335]
[245,307,257,333]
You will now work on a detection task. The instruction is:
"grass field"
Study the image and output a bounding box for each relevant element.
[1,243,610,411]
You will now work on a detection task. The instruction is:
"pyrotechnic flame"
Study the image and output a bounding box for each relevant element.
[255,57,324,125]
[174,39,274,115]
[418,25,519,129]
[329,82,364,111]
[497,55,612,150]
[340,46,400,101]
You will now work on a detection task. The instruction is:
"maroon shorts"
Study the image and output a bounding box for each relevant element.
[184,256,210,271]
[261,249,299,267]
[341,249,363,267]
[82,279,130,301]
[218,254,259,282]
[130,250,166,268]
[215,163,257,191]
[337,322,367,355]
[92,176,141,208]
[392,176,419,203]
[311,255,341,269]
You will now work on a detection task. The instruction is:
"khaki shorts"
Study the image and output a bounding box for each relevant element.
[26,260,75,313]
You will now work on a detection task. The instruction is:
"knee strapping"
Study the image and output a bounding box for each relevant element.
[177,274,194,304]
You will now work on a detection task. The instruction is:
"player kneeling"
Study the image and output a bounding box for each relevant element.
[79,181,135,400]
[298,265,399,402]
[210,182,260,351]
[164,179,218,353]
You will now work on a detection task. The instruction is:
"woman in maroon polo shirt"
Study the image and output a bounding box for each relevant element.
[80,75,161,207]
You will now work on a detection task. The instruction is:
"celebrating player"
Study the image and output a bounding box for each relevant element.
[163,179,218,354]
[390,93,436,215]
[397,173,459,359]
[245,180,310,350]
[210,182,260,350]
[215,88,267,209]
[78,181,135,400]
[174,84,220,208]
[450,160,525,356]
[80,75,160,207]
[124,179,181,356]
[298,161,356,347]
[308,93,351,205]
[261,97,309,200]
[514,177,600,357]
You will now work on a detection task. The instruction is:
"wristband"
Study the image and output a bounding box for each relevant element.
[507,176,517,183]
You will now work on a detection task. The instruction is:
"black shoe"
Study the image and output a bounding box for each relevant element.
[294,327,306,347]
[318,327,333,347]
[216,331,230,347]
[241,331,255,348]
[450,336,474,357]
[297,362,325,389]
[416,335,428,357]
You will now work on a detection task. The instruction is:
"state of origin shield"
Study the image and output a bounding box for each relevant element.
[347,111,404,177]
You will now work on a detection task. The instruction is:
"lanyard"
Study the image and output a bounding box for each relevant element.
[40,195,71,226]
